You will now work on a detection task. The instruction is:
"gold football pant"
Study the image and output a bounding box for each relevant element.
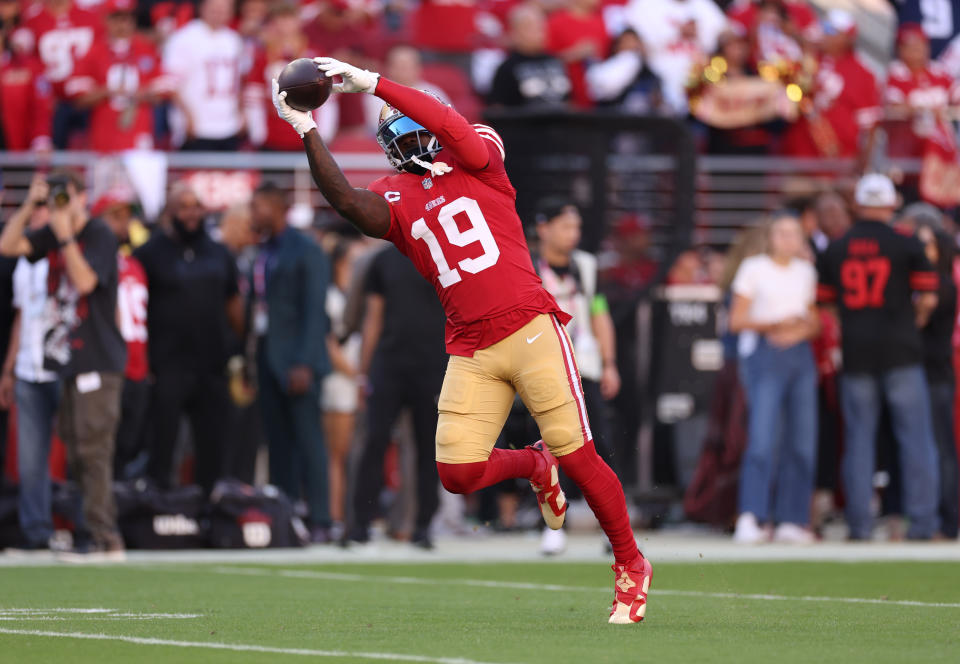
[436,314,591,464]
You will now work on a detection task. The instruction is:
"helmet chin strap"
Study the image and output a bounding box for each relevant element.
[410,155,452,177]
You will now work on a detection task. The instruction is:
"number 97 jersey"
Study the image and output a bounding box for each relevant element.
[368,124,568,356]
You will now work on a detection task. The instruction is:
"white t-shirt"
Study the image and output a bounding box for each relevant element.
[163,20,244,141]
[12,258,58,383]
[731,254,816,357]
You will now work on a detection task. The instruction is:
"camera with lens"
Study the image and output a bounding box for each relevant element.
[46,174,71,208]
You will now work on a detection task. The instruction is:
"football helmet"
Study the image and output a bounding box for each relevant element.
[376,101,442,174]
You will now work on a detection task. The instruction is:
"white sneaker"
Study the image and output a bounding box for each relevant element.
[733,512,766,544]
[540,526,567,556]
[773,522,815,544]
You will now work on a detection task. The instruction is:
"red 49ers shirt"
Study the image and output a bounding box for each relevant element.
[782,53,881,158]
[66,37,170,152]
[14,4,102,98]
[884,59,960,158]
[117,252,149,381]
[367,80,568,356]
[817,220,937,373]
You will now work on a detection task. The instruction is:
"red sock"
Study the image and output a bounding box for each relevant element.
[437,448,537,494]
[558,441,640,565]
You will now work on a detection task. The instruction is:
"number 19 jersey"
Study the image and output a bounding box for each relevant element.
[368,125,569,356]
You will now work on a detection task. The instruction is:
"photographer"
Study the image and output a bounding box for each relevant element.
[0,171,127,560]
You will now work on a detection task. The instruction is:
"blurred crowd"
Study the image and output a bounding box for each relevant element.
[1,0,960,170]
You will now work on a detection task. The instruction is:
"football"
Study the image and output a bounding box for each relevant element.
[277,58,331,112]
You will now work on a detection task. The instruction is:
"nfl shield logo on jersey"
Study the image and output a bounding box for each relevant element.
[422,177,433,190]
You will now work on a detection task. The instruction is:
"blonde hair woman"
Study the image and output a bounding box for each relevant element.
[729,213,820,544]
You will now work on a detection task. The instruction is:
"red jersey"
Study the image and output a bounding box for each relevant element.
[368,79,568,356]
[14,4,102,98]
[546,10,610,108]
[782,53,880,158]
[884,60,959,158]
[66,37,169,152]
[117,252,148,381]
[0,51,53,150]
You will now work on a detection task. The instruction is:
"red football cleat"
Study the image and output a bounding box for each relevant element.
[527,441,566,530]
[609,554,652,624]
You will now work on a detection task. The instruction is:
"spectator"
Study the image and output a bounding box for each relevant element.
[729,213,819,544]
[815,190,852,245]
[135,182,243,492]
[243,1,338,150]
[532,198,621,554]
[163,0,244,150]
[0,26,53,151]
[411,0,480,66]
[218,203,262,485]
[99,196,150,479]
[895,0,960,58]
[816,174,941,540]
[488,4,571,109]
[546,0,610,109]
[322,235,363,536]
[885,25,959,174]
[726,0,820,50]
[363,44,448,134]
[66,0,172,152]
[247,182,332,541]
[914,221,959,540]
[624,0,728,114]
[0,171,127,559]
[781,10,881,160]
[699,28,784,154]
[0,201,60,549]
[346,244,446,549]
[13,0,102,148]
[586,28,663,113]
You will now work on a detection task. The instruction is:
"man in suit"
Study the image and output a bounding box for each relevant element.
[248,183,332,542]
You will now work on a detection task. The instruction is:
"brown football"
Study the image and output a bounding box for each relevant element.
[278,58,331,112]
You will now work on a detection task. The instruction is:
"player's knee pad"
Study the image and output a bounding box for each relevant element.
[437,461,486,494]
[535,404,586,458]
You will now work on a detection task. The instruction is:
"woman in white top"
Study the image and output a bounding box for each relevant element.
[729,213,820,544]
[322,236,363,534]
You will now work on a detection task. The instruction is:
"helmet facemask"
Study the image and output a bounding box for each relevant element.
[376,105,442,175]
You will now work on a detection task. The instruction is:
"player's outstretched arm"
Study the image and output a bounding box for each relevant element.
[315,58,489,171]
[272,79,391,238]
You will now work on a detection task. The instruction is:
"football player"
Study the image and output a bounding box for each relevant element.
[271,57,652,624]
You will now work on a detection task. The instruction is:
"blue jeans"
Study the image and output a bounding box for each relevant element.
[840,366,940,539]
[928,380,958,539]
[739,339,818,524]
[15,379,62,545]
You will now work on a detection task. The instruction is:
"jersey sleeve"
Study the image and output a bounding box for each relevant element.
[853,66,882,129]
[63,47,99,99]
[907,237,938,292]
[374,77,490,171]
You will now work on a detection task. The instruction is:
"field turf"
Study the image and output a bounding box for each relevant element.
[1,560,958,663]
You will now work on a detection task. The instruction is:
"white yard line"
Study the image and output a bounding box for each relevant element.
[195,565,960,610]
[0,628,516,664]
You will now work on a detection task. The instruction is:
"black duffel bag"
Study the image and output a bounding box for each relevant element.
[115,479,208,549]
[207,479,308,549]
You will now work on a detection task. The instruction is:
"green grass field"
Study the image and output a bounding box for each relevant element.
[1,559,959,663]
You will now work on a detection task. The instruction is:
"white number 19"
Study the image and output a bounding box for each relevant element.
[411,196,501,288]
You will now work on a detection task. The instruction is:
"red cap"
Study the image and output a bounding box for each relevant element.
[92,192,133,217]
[106,0,136,15]
[897,23,928,45]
